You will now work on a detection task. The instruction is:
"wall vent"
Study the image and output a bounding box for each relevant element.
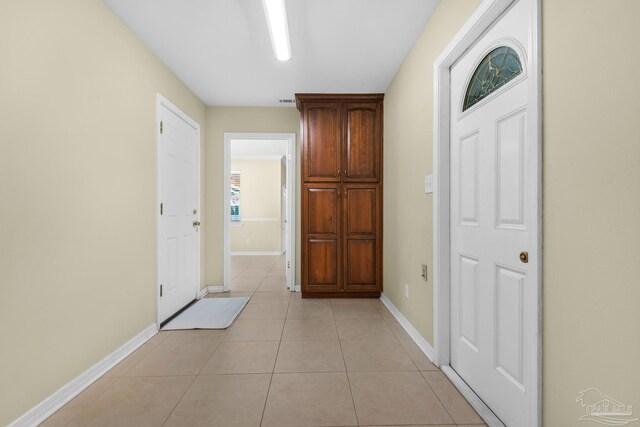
[279,99,295,104]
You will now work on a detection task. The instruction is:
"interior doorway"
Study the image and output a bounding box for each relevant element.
[223,133,296,293]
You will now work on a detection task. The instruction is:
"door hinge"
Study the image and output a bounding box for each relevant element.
[287,261,291,268]
[160,284,163,297]
[160,120,163,134]
[160,203,163,215]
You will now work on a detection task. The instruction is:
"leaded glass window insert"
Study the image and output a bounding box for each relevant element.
[463,46,522,111]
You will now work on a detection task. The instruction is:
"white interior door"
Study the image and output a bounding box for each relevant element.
[281,186,288,255]
[449,1,536,426]
[158,99,200,324]
[284,149,294,291]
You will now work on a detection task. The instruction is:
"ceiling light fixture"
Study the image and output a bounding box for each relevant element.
[261,0,291,61]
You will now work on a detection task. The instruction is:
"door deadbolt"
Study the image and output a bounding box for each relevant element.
[519,251,529,263]
[193,220,201,227]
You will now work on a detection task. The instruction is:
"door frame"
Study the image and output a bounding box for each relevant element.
[223,132,297,292]
[432,0,541,426]
[156,93,201,326]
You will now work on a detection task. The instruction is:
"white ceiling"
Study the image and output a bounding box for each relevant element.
[103,0,440,107]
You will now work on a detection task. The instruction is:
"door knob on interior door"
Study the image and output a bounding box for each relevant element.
[193,220,201,227]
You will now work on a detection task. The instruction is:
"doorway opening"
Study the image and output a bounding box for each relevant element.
[223,133,296,294]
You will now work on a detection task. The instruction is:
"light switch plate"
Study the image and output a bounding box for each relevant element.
[424,175,433,194]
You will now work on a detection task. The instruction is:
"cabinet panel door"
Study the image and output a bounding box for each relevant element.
[303,184,341,291]
[308,240,339,289]
[307,186,339,235]
[344,239,377,290]
[304,103,341,181]
[343,102,381,182]
[343,185,381,291]
[345,187,376,235]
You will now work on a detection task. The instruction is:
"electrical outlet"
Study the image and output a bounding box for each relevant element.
[404,284,409,298]
[421,264,428,282]
[245,238,251,245]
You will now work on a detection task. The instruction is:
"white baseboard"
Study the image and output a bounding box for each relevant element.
[230,251,281,256]
[198,286,228,298]
[380,293,434,361]
[198,287,208,299]
[9,323,158,427]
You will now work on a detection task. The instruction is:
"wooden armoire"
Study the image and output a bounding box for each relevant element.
[296,94,383,298]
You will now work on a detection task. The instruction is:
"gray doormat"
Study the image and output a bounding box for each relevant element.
[162,297,249,330]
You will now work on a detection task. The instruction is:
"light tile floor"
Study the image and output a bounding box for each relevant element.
[41,255,485,426]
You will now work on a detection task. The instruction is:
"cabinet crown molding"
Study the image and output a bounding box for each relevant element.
[295,93,384,111]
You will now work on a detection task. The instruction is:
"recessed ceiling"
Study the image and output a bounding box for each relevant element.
[103,0,440,107]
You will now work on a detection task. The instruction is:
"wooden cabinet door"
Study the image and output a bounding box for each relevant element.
[303,103,341,181]
[342,185,381,291]
[303,184,341,292]
[343,102,382,182]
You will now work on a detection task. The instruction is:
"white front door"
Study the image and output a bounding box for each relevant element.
[450,1,537,426]
[157,99,200,324]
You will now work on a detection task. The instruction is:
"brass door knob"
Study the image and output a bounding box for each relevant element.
[519,251,528,263]
[193,220,201,227]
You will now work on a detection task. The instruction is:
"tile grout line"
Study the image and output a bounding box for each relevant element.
[160,374,199,427]
[194,334,227,376]
[331,299,361,427]
[376,304,422,371]
[258,282,289,427]
[110,330,174,378]
[258,370,275,427]
[417,369,458,424]
[56,378,115,427]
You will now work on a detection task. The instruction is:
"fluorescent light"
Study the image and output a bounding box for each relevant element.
[261,0,291,61]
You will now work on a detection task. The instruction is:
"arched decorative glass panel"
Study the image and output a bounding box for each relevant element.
[463,46,523,111]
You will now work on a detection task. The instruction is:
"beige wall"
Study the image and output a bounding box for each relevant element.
[230,159,282,253]
[206,108,300,286]
[0,0,206,424]
[383,0,482,342]
[542,0,640,424]
[384,0,640,425]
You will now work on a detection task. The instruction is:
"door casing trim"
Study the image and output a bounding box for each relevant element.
[432,0,542,426]
[223,132,297,292]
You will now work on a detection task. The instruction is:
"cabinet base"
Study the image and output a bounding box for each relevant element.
[301,291,381,298]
